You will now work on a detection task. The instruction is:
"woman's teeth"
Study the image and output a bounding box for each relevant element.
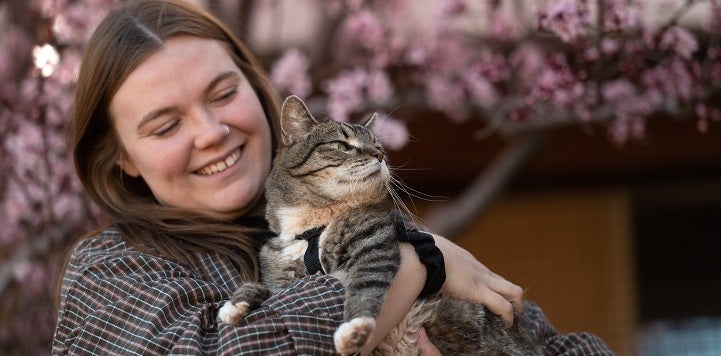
[197,149,241,175]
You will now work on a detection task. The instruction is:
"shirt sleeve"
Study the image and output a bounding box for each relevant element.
[522,301,615,356]
[53,232,345,356]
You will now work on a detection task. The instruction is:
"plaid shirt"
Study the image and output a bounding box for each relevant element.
[53,229,613,355]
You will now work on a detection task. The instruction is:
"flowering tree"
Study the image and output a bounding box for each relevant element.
[0,0,718,353]
[0,0,112,353]
[267,0,721,234]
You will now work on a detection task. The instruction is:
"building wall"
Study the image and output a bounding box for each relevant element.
[450,188,637,355]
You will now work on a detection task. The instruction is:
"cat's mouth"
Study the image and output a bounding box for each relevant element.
[353,163,389,188]
[195,148,242,176]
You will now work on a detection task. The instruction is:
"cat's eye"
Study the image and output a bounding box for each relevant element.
[328,141,354,152]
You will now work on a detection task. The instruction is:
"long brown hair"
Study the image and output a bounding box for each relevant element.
[70,0,280,281]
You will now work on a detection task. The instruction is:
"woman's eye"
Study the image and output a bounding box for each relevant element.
[153,120,180,137]
[212,88,237,105]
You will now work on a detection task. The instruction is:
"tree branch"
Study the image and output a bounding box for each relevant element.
[423,132,544,238]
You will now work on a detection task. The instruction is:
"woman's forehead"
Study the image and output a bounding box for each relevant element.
[109,37,242,124]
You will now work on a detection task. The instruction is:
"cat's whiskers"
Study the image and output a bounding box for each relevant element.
[386,181,425,232]
[389,174,446,202]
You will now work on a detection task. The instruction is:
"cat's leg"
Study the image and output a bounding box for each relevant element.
[217,282,271,325]
[326,220,400,355]
[259,238,308,289]
[334,316,377,355]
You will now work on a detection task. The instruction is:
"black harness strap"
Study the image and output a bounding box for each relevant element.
[295,226,326,275]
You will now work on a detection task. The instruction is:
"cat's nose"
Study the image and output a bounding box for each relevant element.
[374,152,384,162]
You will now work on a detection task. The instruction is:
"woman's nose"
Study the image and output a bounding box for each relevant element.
[193,111,229,149]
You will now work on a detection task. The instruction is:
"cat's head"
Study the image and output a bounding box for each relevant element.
[269,95,390,206]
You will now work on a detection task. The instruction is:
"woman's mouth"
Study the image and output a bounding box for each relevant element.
[196,149,241,176]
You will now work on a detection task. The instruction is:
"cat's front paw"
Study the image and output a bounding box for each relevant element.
[217,300,250,326]
[333,316,376,355]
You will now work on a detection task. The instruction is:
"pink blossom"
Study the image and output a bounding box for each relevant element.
[584,46,600,61]
[53,1,112,44]
[436,40,472,75]
[0,26,33,78]
[405,37,431,66]
[52,192,84,222]
[371,114,409,151]
[529,55,584,108]
[601,78,658,144]
[52,48,82,86]
[464,69,498,107]
[343,10,386,53]
[366,70,393,104]
[424,74,467,122]
[659,26,698,59]
[475,51,510,83]
[488,11,522,41]
[708,46,721,85]
[608,114,646,146]
[436,0,468,18]
[601,38,620,55]
[271,48,312,98]
[324,68,368,122]
[604,0,640,31]
[537,0,591,43]
[12,260,48,296]
[601,79,637,104]
[510,44,546,84]
[641,58,695,103]
[30,0,57,17]
[1,185,29,246]
[702,2,721,35]
[696,104,710,133]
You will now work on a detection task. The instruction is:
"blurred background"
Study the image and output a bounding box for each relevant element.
[1,0,720,354]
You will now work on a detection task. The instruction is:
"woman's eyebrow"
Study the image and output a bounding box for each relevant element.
[137,106,177,132]
[204,71,239,96]
[136,71,240,132]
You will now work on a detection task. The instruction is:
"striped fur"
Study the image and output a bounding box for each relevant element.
[264,96,398,355]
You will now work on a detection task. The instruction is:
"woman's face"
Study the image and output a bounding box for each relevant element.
[110,36,273,219]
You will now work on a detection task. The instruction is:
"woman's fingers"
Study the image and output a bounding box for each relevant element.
[485,273,525,313]
[416,327,441,356]
[431,233,524,328]
[481,285,516,327]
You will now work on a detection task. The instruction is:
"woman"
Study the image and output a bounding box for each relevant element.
[54,0,612,354]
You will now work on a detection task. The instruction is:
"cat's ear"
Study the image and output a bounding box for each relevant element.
[280,95,318,146]
[364,113,378,129]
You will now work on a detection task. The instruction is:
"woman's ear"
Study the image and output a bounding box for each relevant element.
[117,153,140,177]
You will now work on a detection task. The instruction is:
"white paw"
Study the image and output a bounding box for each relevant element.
[217,300,250,325]
[334,316,376,355]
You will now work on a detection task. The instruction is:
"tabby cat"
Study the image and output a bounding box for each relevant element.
[218,95,542,356]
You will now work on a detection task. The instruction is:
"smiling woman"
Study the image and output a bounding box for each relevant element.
[110,36,272,219]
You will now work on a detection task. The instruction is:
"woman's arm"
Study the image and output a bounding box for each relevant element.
[358,243,426,355]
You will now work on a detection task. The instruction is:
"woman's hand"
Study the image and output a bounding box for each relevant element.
[432,234,524,327]
[416,327,441,356]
